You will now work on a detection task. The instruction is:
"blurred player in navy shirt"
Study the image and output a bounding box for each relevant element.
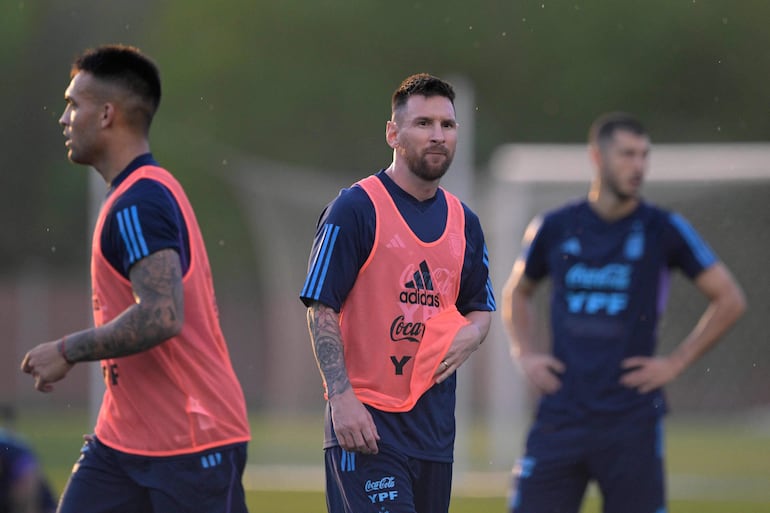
[0,405,56,513]
[502,112,746,513]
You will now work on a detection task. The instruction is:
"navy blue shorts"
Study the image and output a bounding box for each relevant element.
[325,444,452,513]
[509,418,665,513]
[57,437,248,513]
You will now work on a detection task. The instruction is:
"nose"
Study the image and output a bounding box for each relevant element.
[430,121,445,143]
[632,154,648,172]
[59,106,69,127]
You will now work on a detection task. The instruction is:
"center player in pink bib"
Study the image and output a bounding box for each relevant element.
[301,74,495,513]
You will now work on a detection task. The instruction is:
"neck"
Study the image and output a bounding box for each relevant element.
[588,182,639,221]
[385,161,440,202]
[94,138,151,185]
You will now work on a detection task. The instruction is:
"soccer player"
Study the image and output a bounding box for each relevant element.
[300,73,496,513]
[502,112,747,513]
[20,45,251,513]
[0,404,57,513]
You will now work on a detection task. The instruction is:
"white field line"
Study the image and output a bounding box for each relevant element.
[244,465,770,503]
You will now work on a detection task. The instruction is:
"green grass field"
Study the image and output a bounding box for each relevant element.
[15,409,770,512]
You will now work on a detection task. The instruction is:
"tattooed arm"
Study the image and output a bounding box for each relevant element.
[307,301,380,454]
[21,249,184,392]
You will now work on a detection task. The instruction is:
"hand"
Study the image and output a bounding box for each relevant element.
[329,388,380,455]
[434,323,483,384]
[20,340,74,392]
[620,355,682,394]
[518,352,565,394]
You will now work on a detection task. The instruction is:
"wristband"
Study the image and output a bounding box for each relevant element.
[58,336,74,365]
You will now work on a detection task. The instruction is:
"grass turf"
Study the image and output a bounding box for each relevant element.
[14,408,770,512]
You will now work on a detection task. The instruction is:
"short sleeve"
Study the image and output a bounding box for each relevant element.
[457,206,496,314]
[300,186,375,311]
[102,179,188,278]
[521,215,549,282]
[664,212,718,279]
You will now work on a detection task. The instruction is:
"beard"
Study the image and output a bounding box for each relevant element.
[404,146,454,181]
[601,165,642,201]
[607,179,636,201]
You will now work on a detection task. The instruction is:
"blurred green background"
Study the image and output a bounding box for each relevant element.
[3,0,769,276]
[2,0,769,510]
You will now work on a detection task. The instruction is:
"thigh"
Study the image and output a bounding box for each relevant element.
[508,425,589,513]
[411,459,452,513]
[57,439,151,513]
[143,443,249,513]
[325,445,416,513]
[590,419,665,513]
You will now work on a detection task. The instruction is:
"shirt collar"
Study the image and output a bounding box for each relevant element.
[108,153,158,192]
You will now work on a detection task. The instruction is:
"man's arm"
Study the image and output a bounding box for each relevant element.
[621,262,747,393]
[433,310,491,384]
[306,301,380,454]
[501,260,565,394]
[21,248,184,392]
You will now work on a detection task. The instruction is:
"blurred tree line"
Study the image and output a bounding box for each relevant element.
[2,0,768,279]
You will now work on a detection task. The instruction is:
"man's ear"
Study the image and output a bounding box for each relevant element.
[100,102,116,128]
[386,120,399,149]
[589,143,602,169]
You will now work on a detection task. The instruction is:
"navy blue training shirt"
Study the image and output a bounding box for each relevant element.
[300,170,496,462]
[101,153,190,278]
[522,199,717,427]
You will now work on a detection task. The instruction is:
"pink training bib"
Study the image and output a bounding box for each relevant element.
[338,175,470,412]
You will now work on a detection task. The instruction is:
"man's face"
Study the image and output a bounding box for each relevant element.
[59,71,106,166]
[597,130,650,200]
[391,94,457,181]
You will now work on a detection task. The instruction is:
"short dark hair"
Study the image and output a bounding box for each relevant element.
[72,44,161,130]
[589,112,647,148]
[391,73,455,117]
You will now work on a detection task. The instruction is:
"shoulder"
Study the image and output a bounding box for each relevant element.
[332,183,373,211]
[320,184,374,225]
[459,201,481,230]
[530,199,585,235]
[641,202,696,236]
[111,178,176,212]
[547,198,586,223]
[107,178,183,230]
[637,201,672,223]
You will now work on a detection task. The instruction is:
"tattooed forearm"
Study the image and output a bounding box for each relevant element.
[307,303,351,397]
[65,249,185,362]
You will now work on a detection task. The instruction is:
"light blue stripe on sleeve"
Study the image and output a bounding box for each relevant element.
[312,225,340,300]
[116,210,137,263]
[485,277,496,310]
[482,243,496,309]
[669,213,717,268]
[302,224,337,299]
[120,208,143,263]
[130,205,150,257]
[301,225,330,297]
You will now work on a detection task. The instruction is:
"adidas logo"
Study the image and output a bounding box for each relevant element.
[400,260,441,307]
[386,234,407,249]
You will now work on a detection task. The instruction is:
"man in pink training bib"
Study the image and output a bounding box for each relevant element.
[21,44,250,513]
[301,73,496,513]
